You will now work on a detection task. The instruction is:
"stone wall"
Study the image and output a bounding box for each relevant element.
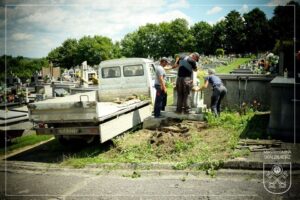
[203,74,275,111]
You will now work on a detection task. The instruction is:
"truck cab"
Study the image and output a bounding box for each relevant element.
[98,58,156,103]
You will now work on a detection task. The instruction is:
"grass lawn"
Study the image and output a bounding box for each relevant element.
[0,132,52,156]
[166,85,174,106]
[59,111,268,170]
[215,58,252,74]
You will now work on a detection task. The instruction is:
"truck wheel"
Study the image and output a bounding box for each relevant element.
[55,135,70,146]
[55,135,99,146]
[85,135,99,144]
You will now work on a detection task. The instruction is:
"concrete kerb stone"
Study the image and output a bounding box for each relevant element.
[2,160,300,171]
[2,160,300,179]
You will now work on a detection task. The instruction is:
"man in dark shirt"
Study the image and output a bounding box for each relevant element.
[173,52,199,114]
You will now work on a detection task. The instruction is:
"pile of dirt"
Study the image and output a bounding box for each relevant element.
[148,120,208,157]
[150,124,190,145]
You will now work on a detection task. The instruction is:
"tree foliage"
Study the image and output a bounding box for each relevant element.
[190,21,213,54]
[47,36,120,68]
[0,55,49,80]
[224,10,246,53]
[121,19,195,59]
[211,20,227,53]
[243,8,271,53]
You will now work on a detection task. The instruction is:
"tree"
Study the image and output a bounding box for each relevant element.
[47,35,115,67]
[121,18,195,59]
[60,38,78,68]
[157,22,171,57]
[190,21,213,54]
[269,1,300,76]
[121,31,140,57]
[1,55,49,80]
[211,20,227,53]
[243,8,271,53]
[136,23,161,58]
[224,10,246,53]
[269,1,298,42]
[167,18,195,56]
[112,41,122,58]
[47,47,63,67]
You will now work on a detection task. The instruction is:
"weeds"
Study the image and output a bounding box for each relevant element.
[122,171,141,178]
[60,110,266,171]
[0,134,52,155]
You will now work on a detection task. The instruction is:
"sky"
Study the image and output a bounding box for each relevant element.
[0,0,297,58]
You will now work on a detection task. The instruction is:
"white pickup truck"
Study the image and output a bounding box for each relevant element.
[28,58,157,144]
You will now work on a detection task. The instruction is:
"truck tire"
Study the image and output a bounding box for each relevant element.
[85,135,99,144]
[55,135,70,146]
[55,135,99,146]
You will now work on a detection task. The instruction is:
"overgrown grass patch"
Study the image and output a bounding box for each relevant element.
[60,110,268,170]
[0,133,52,156]
[60,121,242,169]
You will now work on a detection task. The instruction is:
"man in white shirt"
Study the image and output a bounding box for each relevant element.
[154,57,169,118]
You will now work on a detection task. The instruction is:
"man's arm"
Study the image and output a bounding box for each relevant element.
[189,59,197,72]
[159,75,166,93]
[201,80,209,90]
[172,56,180,69]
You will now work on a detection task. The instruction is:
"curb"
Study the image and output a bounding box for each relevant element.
[2,161,300,180]
[0,137,54,160]
[2,159,300,172]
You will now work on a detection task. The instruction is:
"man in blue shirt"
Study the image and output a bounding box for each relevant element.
[154,57,168,118]
[201,68,227,117]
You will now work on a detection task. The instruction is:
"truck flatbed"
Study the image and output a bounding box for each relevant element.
[29,91,151,143]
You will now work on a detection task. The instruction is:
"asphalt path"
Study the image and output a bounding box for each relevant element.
[1,161,300,200]
[1,139,300,199]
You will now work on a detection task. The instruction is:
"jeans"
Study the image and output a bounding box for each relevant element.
[154,85,167,117]
[176,77,192,113]
[211,85,227,117]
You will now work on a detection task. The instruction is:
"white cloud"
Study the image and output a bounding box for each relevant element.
[168,0,190,9]
[267,0,291,6]
[4,0,192,57]
[240,4,249,14]
[206,6,223,15]
[208,16,225,26]
[11,33,33,40]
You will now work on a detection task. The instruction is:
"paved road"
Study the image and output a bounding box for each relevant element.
[1,161,299,200]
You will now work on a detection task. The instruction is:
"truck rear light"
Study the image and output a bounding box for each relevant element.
[38,123,47,128]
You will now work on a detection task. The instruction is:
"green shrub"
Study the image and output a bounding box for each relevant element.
[215,48,225,57]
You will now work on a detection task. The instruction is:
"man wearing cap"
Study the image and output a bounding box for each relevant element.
[173,52,199,114]
[153,57,169,118]
[201,68,227,117]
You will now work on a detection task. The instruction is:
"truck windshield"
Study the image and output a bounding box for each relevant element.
[101,67,121,78]
[123,65,144,77]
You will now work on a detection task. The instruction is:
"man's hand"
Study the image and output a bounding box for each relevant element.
[161,85,167,93]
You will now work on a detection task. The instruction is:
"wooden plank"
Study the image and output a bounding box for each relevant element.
[238,139,282,146]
